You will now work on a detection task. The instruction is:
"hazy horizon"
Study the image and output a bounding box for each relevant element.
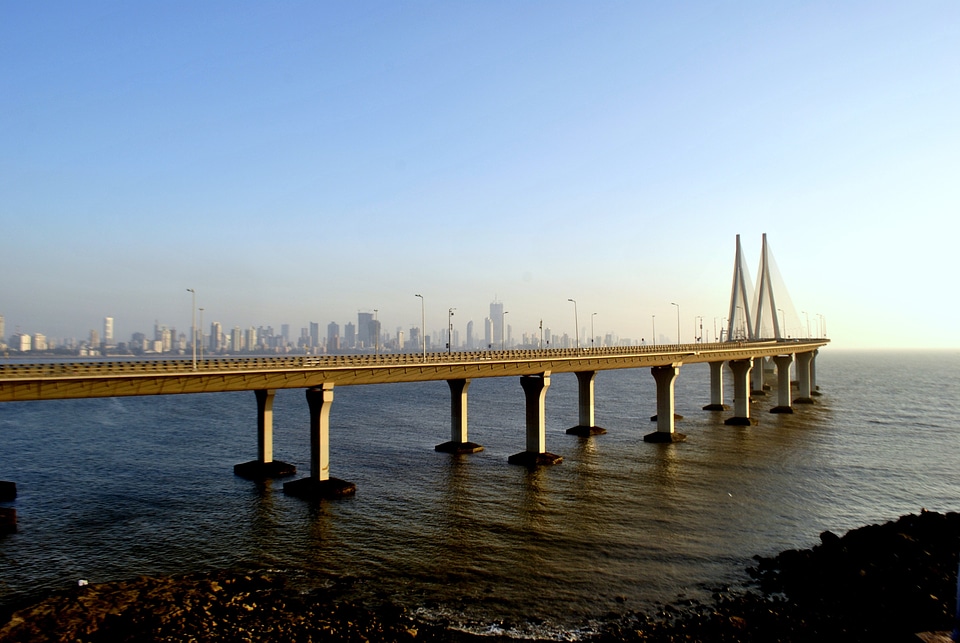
[3,3,958,350]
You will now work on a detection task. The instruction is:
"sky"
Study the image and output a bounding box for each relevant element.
[2,2,958,349]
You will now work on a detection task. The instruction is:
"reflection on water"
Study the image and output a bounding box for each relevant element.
[1,352,959,636]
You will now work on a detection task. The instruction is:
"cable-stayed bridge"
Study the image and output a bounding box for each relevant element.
[0,236,828,502]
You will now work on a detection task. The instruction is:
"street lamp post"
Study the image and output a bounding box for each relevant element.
[651,315,656,346]
[591,312,597,349]
[501,311,509,350]
[695,315,703,343]
[186,288,196,370]
[448,308,456,354]
[198,307,204,363]
[374,309,379,357]
[802,310,810,338]
[671,302,680,345]
[539,319,543,350]
[415,294,425,360]
[568,299,579,352]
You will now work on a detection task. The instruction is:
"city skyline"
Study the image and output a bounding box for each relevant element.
[2,3,958,350]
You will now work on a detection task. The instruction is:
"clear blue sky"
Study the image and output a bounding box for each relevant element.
[2,2,958,349]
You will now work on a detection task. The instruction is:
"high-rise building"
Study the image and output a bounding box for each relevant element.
[281,324,290,346]
[357,312,373,347]
[484,317,492,348]
[103,317,114,344]
[231,326,243,352]
[210,322,223,352]
[309,322,320,348]
[490,300,503,347]
[344,322,356,349]
[327,322,340,352]
[466,320,474,349]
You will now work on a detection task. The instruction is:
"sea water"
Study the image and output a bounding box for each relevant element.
[1,350,959,637]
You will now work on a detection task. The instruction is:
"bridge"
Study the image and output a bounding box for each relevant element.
[0,339,827,499]
[0,234,828,502]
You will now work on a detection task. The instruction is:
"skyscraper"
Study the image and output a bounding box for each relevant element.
[490,300,503,348]
[103,317,114,345]
[327,322,340,352]
[357,312,373,347]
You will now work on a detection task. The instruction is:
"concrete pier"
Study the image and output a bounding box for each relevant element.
[234,389,296,479]
[509,372,562,466]
[644,364,686,443]
[750,356,768,396]
[284,384,356,499]
[436,378,484,453]
[702,360,729,411]
[725,358,759,425]
[770,354,794,413]
[811,349,822,396]
[795,351,815,404]
[566,371,607,436]
[0,480,15,502]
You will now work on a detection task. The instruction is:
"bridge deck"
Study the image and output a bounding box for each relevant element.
[0,339,828,402]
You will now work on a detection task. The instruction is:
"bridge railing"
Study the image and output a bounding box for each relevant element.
[0,338,815,380]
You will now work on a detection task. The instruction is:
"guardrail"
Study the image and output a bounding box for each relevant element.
[0,339,804,379]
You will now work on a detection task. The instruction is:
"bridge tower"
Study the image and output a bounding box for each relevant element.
[726,234,755,341]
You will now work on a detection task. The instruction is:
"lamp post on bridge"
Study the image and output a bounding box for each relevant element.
[186,288,196,371]
[448,308,456,354]
[671,302,680,345]
[651,315,656,346]
[591,312,597,349]
[539,319,543,350]
[695,315,702,343]
[568,299,579,352]
[415,294,425,360]
[374,309,379,357]
[802,310,810,338]
[501,310,509,350]
[198,307,204,364]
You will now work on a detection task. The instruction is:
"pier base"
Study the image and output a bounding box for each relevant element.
[702,403,730,411]
[234,460,296,480]
[566,425,607,436]
[769,406,794,414]
[507,451,563,467]
[435,441,484,454]
[283,477,356,500]
[643,431,687,443]
[0,481,16,501]
[0,508,15,534]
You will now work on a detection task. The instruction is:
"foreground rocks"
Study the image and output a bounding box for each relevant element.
[2,510,959,642]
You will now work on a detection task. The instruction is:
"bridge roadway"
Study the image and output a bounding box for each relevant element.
[0,339,827,499]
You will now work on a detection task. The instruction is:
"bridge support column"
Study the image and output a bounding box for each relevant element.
[234,389,296,479]
[567,371,607,436]
[509,372,562,466]
[645,365,686,443]
[811,349,821,396]
[795,351,815,404]
[703,361,729,411]
[725,359,758,425]
[770,355,794,413]
[751,357,768,396]
[0,480,15,535]
[436,379,484,453]
[284,384,356,499]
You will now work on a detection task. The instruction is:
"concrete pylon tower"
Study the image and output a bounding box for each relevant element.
[753,233,782,340]
[726,234,755,341]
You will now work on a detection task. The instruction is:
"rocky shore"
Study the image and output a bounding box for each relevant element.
[2,510,959,642]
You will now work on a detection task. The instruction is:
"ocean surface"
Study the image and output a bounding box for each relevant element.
[2,349,959,637]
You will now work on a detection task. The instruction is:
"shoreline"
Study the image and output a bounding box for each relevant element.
[2,510,959,642]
